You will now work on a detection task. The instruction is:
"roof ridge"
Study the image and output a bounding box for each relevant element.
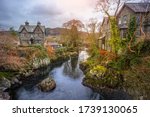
[125,2,150,4]
[124,2,150,13]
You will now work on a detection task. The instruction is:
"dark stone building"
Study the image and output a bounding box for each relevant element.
[117,3,150,39]
[99,3,150,51]
[18,21,45,45]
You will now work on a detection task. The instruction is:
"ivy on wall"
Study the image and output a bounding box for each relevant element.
[109,17,121,55]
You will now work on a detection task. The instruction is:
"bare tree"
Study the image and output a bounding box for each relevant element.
[96,0,128,17]
[62,19,84,51]
[63,19,84,30]
[84,18,101,56]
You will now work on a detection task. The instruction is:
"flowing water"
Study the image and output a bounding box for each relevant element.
[15,51,100,100]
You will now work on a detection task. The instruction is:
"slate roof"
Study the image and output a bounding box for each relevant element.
[117,3,150,18]
[18,24,45,33]
[125,3,150,13]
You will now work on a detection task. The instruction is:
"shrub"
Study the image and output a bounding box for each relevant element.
[90,65,107,78]
[87,65,123,88]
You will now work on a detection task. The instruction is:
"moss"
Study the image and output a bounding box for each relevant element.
[0,72,16,80]
[84,64,123,89]
[90,65,107,78]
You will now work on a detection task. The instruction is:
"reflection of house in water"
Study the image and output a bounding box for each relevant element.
[18,21,45,45]
[63,57,81,79]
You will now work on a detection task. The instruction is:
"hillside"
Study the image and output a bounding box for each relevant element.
[45,27,88,36]
[45,28,67,36]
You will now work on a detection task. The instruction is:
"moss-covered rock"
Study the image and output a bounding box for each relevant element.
[83,64,123,89]
[90,65,107,78]
[37,76,56,92]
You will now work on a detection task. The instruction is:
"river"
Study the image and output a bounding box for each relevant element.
[15,51,100,100]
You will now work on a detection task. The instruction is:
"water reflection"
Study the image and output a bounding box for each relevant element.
[15,51,100,100]
[63,56,81,79]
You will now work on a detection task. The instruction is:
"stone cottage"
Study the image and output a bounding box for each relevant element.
[18,21,45,45]
[117,3,150,39]
[99,3,150,51]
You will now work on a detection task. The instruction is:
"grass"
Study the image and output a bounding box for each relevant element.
[0,71,16,80]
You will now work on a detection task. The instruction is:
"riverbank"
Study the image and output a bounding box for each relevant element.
[0,44,78,99]
[80,63,131,100]
[14,50,98,100]
[80,40,150,100]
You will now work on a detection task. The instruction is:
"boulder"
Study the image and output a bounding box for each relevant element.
[0,91,10,100]
[0,77,11,91]
[0,77,11,100]
[37,77,56,92]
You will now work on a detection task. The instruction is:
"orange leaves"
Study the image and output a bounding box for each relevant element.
[99,49,108,56]
[45,45,55,58]
[99,49,117,61]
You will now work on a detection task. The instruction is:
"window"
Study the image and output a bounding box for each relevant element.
[21,34,24,37]
[123,30,127,38]
[123,15,127,24]
[136,15,140,25]
[25,33,28,37]
[102,38,105,50]
[120,30,127,39]
[34,34,38,37]
[118,17,121,25]
[39,34,43,37]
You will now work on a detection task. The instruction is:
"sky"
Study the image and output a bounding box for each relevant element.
[0,0,102,30]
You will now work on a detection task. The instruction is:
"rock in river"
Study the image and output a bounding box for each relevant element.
[37,77,56,92]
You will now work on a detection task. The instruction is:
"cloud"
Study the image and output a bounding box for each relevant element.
[0,0,12,20]
[0,0,32,29]
[0,0,102,29]
[30,4,62,16]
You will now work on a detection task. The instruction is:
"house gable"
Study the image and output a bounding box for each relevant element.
[117,4,135,18]
[20,27,28,34]
[117,5,135,19]
[34,25,43,34]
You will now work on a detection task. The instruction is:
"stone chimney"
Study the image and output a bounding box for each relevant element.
[37,21,41,26]
[25,21,29,26]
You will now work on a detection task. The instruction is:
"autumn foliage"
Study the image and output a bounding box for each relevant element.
[99,49,108,56]
[45,45,55,58]
[100,49,117,61]
[0,32,26,71]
